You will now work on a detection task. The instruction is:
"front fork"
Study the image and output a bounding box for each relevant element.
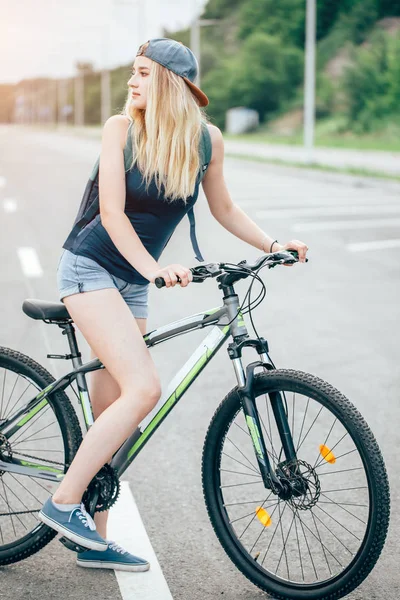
[229,338,299,497]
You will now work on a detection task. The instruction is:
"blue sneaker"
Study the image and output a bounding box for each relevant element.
[38,497,108,552]
[76,539,150,571]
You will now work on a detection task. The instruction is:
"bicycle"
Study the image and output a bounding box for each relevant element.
[0,249,390,600]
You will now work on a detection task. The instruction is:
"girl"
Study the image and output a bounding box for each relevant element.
[39,37,309,572]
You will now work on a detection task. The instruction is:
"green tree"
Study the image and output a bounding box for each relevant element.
[237,0,306,48]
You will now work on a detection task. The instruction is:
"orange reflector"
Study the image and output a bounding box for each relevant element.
[255,506,272,527]
[320,444,336,464]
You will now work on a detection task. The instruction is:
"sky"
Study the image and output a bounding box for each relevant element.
[0,0,208,84]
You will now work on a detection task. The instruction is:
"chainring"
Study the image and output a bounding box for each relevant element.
[82,463,120,513]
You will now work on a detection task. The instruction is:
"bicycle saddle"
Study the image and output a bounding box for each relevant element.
[22,299,71,321]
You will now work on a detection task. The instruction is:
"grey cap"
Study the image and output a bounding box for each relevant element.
[136,38,209,107]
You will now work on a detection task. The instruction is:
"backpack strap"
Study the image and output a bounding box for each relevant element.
[187,122,212,262]
[63,121,135,250]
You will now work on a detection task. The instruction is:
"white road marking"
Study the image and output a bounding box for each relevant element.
[347,239,400,252]
[3,198,17,213]
[17,247,43,277]
[256,205,400,219]
[108,481,174,600]
[0,176,6,188]
[292,218,400,232]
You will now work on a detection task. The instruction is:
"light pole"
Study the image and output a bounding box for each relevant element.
[100,0,142,125]
[190,17,219,88]
[303,0,316,164]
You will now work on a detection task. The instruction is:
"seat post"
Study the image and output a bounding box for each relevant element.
[57,321,83,367]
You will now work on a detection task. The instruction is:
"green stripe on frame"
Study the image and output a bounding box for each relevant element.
[16,399,48,427]
[127,347,213,460]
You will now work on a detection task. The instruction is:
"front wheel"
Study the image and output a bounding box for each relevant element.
[201,369,390,600]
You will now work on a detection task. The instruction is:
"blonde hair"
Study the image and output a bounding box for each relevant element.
[121,41,210,203]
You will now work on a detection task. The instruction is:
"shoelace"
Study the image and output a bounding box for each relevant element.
[74,502,96,531]
[106,539,128,555]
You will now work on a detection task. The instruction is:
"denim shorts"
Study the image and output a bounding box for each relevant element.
[56,249,149,319]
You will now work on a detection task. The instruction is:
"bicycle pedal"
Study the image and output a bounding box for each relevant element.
[58,535,90,553]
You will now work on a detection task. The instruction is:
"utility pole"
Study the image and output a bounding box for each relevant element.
[74,65,85,126]
[190,17,219,89]
[303,0,316,164]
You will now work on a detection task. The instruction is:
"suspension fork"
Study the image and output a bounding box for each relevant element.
[234,360,299,493]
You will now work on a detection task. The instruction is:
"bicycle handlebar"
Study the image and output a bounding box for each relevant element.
[154,250,308,289]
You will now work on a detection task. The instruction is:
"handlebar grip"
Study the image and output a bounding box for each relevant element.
[287,249,308,263]
[154,275,182,288]
[154,277,165,288]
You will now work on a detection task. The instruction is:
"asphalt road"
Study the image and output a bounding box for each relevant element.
[0,124,399,600]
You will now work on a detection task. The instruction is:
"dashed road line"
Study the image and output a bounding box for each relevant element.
[17,247,43,277]
[256,205,400,219]
[347,239,400,252]
[3,198,17,213]
[292,218,400,232]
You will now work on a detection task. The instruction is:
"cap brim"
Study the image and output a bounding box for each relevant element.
[182,77,209,107]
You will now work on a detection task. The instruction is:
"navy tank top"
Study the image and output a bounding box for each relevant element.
[67,160,201,285]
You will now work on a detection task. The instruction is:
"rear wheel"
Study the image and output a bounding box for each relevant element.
[0,346,82,564]
[202,369,390,600]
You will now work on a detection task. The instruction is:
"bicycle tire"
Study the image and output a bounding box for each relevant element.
[0,346,83,564]
[201,369,390,600]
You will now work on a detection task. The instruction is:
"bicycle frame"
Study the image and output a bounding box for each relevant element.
[0,286,290,493]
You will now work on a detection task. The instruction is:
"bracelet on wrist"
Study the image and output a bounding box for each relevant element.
[261,237,279,253]
[269,239,279,253]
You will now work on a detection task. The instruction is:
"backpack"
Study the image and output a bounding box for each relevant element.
[62,120,212,262]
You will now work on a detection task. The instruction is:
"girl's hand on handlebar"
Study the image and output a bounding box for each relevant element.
[148,264,193,287]
[275,240,309,266]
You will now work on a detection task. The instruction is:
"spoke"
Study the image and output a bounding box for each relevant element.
[220,468,262,478]
[239,492,275,543]
[13,448,64,454]
[13,434,61,446]
[318,492,368,524]
[221,452,260,475]
[1,480,32,530]
[7,472,46,507]
[314,502,361,542]
[276,501,294,579]
[288,505,343,568]
[225,436,259,474]
[317,467,364,476]
[258,412,280,465]
[314,435,354,470]
[249,499,282,555]
[323,487,367,493]
[233,421,251,437]
[264,394,277,468]
[296,397,310,453]
[2,372,18,420]
[297,509,318,579]
[310,509,332,576]
[291,392,295,446]
[310,508,355,558]
[294,516,305,581]
[297,404,324,453]
[220,481,265,489]
[12,419,57,447]
[223,500,269,507]
[312,417,337,469]
[0,369,7,418]
[4,380,43,424]
[229,501,278,525]
[260,500,287,567]
[318,500,368,508]
[0,479,17,535]
[10,405,51,445]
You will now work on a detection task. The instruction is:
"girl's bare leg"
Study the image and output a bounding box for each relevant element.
[85,318,147,538]
[52,288,159,535]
